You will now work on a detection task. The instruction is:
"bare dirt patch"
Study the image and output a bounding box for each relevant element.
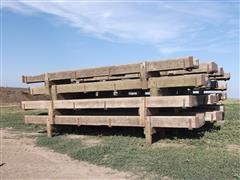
[0,129,134,179]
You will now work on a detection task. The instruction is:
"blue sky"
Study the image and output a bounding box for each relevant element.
[1,1,239,98]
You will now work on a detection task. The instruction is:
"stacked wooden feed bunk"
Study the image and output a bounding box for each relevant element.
[21,56,230,144]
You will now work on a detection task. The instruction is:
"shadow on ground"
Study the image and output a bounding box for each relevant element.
[51,122,221,143]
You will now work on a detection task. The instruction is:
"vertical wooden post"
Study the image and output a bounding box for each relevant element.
[47,101,53,137]
[51,85,57,100]
[140,62,148,89]
[45,73,56,138]
[139,97,146,126]
[145,117,152,144]
[139,97,153,144]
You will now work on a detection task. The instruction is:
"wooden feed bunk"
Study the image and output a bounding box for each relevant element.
[21,56,230,144]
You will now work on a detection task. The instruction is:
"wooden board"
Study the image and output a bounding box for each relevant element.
[147,56,195,72]
[149,74,207,89]
[22,56,198,84]
[159,62,218,76]
[54,97,141,109]
[29,74,209,95]
[150,114,205,129]
[211,73,230,81]
[24,114,205,129]
[72,73,140,83]
[24,115,142,127]
[22,95,218,110]
[146,96,198,107]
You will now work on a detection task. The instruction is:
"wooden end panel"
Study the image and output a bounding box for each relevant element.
[208,62,218,73]
[209,94,219,104]
[205,111,223,122]
[24,115,47,124]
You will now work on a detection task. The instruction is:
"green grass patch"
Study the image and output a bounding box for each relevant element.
[1,101,240,179]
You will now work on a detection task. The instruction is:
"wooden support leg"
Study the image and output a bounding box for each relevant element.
[145,117,153,144]
[47,101,53,138]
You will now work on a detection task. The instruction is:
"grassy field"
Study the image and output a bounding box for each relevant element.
[1,101,240,179]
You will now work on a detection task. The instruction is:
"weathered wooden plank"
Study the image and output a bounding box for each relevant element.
[23,56,199,84]
[146,96,198,107]
[147,56,196,72]
[21,100,49,109]
[109,63,141,75]
[150,114,205,129]
[211,73,231,81]
[54,97,141,109]
[24,115,141,126]
[149,74,208,88]
[22,94,218,110]
[30,86,49,95]
[159,62,218,76]
[72,73,140,83]
[30,74,209,95]
[55,116,142,127]
[49,71,76,81]
[56,79,143,94]
[22,74,45,84]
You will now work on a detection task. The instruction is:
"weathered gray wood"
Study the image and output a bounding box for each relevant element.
[150,114,205,129]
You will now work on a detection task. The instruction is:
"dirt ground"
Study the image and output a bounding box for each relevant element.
[0,129,133,180]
